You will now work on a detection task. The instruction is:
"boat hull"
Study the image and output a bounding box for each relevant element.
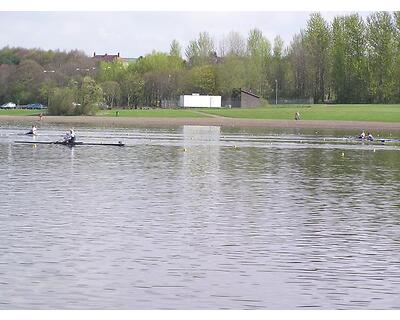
[15,141,125,147]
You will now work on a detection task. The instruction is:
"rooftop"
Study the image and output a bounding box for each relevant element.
[92,52,120,62]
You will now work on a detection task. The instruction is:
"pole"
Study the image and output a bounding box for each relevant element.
[275,79,278,105]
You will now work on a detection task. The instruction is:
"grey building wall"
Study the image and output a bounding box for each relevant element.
[240,91,261,108]
[222,89,261,108]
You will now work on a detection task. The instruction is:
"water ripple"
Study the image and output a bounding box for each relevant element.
[0,125,400,309]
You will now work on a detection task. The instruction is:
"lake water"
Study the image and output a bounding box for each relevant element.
[0,123,400,309]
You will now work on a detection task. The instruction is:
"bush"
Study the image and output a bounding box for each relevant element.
[48,87,75,115]
[47,76,103,115]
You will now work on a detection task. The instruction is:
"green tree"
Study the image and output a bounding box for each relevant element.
[344,14,368,102]
[270,36,287,100]
[76,76,103,115]
[134,52,175,74]
[9,59,45,105]
[245,28,272,98]
[330,14,368,103]
[330,16,347,102]
[133,51,184,106]
[287,32,310,99]
[101,81,121,107]
[169,39,182,58]
[38,82,58,107]
[96,60,125,82]
[120,71,145,108]
[304,13,330,103]
[366,12,396,103]
[48,87,76,115]
[392,11,400,100]
[185,32,216,66]
[184,65,217,95]
[0,46,21,65]
[0,64,16,102]
[216,55,247,98]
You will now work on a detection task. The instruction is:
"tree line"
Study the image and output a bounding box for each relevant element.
[0,11,399,115]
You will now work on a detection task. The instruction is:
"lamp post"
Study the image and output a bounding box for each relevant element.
[275,79,278,105]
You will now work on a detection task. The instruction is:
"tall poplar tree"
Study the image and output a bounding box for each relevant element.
[246,28,271,98]
[366,12,396,103]
[330,16,347,102]
[304,13,330,103]
[287,32,310,99]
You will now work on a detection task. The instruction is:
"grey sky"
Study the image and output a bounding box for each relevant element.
[0,11,372,58]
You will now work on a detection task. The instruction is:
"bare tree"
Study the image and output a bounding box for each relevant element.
[219,31,246,57]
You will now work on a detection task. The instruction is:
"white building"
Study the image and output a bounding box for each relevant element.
[179,94,221,108]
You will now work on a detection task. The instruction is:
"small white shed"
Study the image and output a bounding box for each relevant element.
[179,94,221,108]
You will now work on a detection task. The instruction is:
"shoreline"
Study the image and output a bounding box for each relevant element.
[1,115,400,131]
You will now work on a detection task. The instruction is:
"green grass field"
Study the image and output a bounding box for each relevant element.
[199,104,400,122]
[0,109,42,116]
[2,104,400,122]
[97,109,210,118]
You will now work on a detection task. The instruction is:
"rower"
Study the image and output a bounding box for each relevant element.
[359,130,366,139]
[367,132,374,141]
[26,125,37,135]
[63,128,76,144]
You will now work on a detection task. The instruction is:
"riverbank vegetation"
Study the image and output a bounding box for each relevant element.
[1,12,400,116]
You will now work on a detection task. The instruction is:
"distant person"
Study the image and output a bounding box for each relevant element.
[295,112,301,120]
[63,129,76,144]
[39,113,44,121]
[359,130,366,139]
[367,132,374,141]
[116,111,119,117]
[26,125,37,135]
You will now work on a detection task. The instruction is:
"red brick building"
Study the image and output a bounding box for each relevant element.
[92,52,120,62]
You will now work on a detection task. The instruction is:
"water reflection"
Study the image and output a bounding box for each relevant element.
[0,125,400,309]
[182,125,221,196]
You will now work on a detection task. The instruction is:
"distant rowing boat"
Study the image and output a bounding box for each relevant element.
[352,137,400,144]
[15,140,125,147]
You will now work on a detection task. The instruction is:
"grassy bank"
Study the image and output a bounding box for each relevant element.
[0,109,42,116]
[200,104,400,122]
[0,108,208,118]
[97,109,209,118]
[2,104,400,122]
[98,104,400,122]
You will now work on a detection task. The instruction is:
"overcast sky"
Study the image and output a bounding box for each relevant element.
[0,10,380,58]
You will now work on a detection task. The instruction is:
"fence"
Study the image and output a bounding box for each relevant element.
[267,97,314,105]
[161,99,179,108]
